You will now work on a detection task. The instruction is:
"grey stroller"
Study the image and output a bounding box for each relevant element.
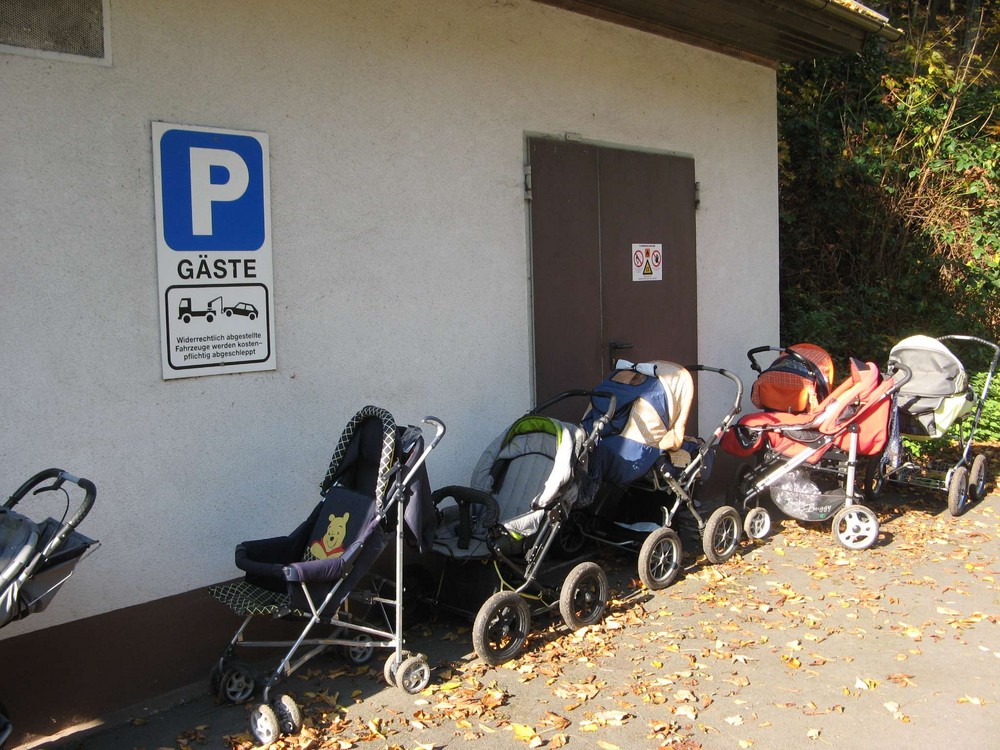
[0,469,98,747]
[867,334,999,515]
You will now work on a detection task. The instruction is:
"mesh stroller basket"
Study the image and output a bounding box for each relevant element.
[889,335,974,439]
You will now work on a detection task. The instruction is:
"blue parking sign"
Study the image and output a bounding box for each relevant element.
[157,127,267,251]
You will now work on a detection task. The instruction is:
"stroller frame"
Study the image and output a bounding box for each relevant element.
[562,365,747,590]
[868,334,1000,515]
[209,408,445,745]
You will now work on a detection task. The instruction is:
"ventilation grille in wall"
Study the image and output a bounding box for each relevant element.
[0,0,109,63]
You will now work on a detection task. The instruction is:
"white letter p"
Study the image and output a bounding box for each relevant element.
[189,147,250,236]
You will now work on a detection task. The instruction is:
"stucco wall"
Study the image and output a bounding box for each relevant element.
[0,0,778,635]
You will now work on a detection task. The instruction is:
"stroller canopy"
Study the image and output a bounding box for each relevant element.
[889,335,972,439]
[751,343,834,414]
[585,360,693,487]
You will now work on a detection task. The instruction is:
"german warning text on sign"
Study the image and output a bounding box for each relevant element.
[152,122,276,379]
[632,243,663,282]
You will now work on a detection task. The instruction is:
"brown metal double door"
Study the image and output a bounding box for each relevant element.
[528,138,698,418]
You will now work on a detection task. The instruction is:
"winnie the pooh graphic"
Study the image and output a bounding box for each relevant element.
[310,512,350,559]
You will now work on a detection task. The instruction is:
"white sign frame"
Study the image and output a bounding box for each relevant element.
[152,122,276,379]
[632,243,663,282]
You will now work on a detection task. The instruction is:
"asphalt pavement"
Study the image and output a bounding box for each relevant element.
[25,487,1000,750]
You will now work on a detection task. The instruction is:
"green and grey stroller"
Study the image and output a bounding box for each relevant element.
[867,334,999,515]
[1,469,98,747]
[420,393,616,666]
[208,406,445,745]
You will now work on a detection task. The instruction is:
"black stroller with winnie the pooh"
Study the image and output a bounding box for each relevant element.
[208,406,445,745]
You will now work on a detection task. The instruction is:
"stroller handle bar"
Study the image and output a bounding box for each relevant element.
[937,334,1000,353]
[685,365,745,439]
[886,362,912,392]
[421,416,447,449]
[4,468,97,533]
[686,365,745,410]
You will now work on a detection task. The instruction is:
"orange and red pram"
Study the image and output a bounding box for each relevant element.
[722,353,910,550]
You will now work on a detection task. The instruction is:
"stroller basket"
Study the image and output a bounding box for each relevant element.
[769,469,846,522]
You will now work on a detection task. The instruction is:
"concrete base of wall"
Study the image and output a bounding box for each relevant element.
[1,582,299,748]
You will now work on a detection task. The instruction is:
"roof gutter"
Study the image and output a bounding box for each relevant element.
[791,0,904,42]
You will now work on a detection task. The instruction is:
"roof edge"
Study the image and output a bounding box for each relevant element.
[791,0,904,42]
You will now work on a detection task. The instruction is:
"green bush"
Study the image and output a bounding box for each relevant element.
[778,3,1000,367]
[967,370,1000,443]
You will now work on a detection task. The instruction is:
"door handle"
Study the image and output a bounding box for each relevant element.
[609,340,634,370]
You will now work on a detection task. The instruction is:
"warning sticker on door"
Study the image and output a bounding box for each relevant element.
[631,243,663,282]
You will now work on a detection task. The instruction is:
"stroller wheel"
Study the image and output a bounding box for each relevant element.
[970,454,989,503]
[273,693,303,734]
[341,633,375,665]
[218,662,255,704]
[948,466,970,516]
[473,591,531,666]
[553,514,587,558]
[864,452,890,503]
[638,527,682,590]
[208,664,223,695]
[743,507,771,540]
[831,505,879,550]
[727,463,755,506]
[395,655,432,694]
[248,703,280,745]
[383,650,414,687]
[703,506,741,564]
[560,561,608,629]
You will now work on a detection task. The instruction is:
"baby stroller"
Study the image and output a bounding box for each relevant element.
[866,334,1000,516]
[1,469,98,747]
[723,357,910,550]
[420,394,616,666]
[555,360,746,590]
[208,406,445,745]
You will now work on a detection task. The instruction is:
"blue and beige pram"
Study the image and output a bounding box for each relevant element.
[208,406,444,745]
[867,334,999,515]
[422,395,616,666]
[560,360,745,589]
[0,469,98,747]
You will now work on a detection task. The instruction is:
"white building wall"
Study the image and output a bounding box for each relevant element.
[0,0,778,635]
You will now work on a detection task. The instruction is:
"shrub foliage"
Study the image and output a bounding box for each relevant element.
[778,0,1000,366]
